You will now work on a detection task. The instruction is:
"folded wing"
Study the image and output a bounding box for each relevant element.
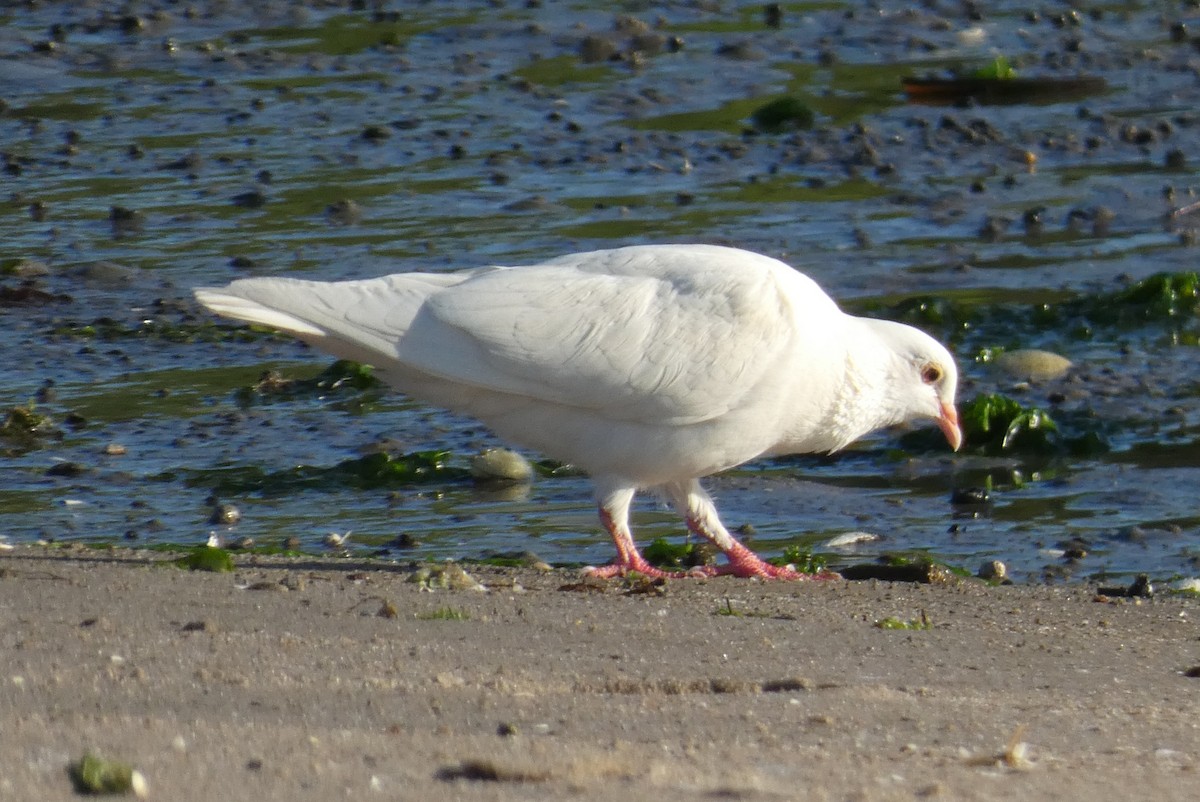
[195,246,844,426]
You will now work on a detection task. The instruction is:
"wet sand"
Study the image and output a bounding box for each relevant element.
[3,545,1197,801]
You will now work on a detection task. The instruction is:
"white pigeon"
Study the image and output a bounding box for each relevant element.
[195,244,961,579]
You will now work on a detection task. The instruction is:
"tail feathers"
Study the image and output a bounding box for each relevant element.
[194,272,481,365]
[193,286,326,336]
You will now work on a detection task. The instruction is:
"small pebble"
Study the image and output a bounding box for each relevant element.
[326,199,362,225]
[470,448,533,483]
[390,533,420,549]
[209,503,241,525]
[324,531,351,549]
[978,560,1007,581]
[950,487,990,505]
[994,349,1072,382]
[824,531,879,548]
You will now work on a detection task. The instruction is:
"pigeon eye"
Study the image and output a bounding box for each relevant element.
[921,364,942,384]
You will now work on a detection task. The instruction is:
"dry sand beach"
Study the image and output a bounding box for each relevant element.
[3,546,1198,801]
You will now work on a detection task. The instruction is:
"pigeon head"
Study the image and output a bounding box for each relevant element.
[859,318,962,451]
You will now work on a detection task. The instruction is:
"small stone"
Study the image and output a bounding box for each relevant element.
[326,199,362,225]
[580,34,617,63]
[231,189,267,208]
[12,259,50,278]
[109,206,145,236]
[994,349,1073,382]
[470,448,533,482]
[824,531,879,548]
[159,151,202,171]
[181,620,215,632]
[1126,573,1153,597]
[361,124,391,141]
[978,560,1007,581]
[390,533,420,549]
[520,551,552,572]
[950,487,990,505]
[209,503,241,525]
[46,462,88,478]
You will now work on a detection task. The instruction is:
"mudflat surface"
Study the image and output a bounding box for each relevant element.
[3,546,1198,801]
[7,1,1200,582]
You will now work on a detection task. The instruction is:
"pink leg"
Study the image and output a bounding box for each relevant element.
[668,480,839,581]
[585,486,706,580]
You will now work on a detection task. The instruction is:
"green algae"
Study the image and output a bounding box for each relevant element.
[173,450,470,495]
[773,544,829,574]
[174,545,235,572]
[0,403,59,454]
[417,606,470,620]
[961,393,1058,453]
[874,612,933,630]
[643,536,699,570]
[68,752,144,795]
[233,360,382,405]
[749,96,815,133]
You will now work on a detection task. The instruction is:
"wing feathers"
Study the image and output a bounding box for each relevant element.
[194,246,846,426]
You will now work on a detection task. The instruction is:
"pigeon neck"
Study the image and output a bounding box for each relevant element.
[821,321,908,451]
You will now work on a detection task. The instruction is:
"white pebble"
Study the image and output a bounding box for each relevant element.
[994,349,1072,382]
[824,531,879,549]
[130,770,148,799]
[470,448,534,482]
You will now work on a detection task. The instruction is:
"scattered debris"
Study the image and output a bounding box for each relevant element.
[68,753,148,797]
[436,759,550,783]
[874,611,933,630]
[1096,573,1154,599]
[409,562,486,592]
[964,724,1034,769]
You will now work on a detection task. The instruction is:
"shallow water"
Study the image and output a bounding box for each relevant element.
[4,1,1200,583]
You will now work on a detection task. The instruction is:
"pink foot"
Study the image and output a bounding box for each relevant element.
[713,543,841,580]
[584,556,708,580]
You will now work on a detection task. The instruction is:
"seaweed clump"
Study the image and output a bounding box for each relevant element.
[0,402,60,453]
[234,359,382,405]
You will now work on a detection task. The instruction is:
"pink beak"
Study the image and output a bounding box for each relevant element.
[938,401,963,451]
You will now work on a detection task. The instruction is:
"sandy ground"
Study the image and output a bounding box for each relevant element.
[2,545,1198,801]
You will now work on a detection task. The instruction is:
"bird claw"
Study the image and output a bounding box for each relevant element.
[714,544,842,580]
[583,561,707,580]
[585,558,839,581]
[710,563,841,580]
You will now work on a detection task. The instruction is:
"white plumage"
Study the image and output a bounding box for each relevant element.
[195,244,961,578]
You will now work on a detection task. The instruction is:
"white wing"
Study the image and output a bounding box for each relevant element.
[196,245,846,426]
